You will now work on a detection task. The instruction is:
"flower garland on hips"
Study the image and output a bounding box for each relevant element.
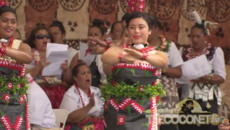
[0,75,29,96]
[100,81,165,103]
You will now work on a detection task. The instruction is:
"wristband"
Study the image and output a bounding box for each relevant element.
[142,52,148,59]
[105,47,109,51]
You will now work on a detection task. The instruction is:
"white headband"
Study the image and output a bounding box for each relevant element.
[192,11,218,35]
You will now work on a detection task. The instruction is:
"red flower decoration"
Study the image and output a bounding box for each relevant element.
[1,93,11,104]
[7,82,12,89]
[18,95,24,105]
[17,84,22,89]
[138,86,144,92]
[117,115,126,125]
[112,81,117,86]
[0,0,9,7]
[26,75,33,83]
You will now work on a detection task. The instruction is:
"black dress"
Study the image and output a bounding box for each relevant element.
[103,46,163,130]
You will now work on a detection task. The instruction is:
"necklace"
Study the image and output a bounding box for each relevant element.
[0,36,13,47]
[155,35,170,52]
[130,43,148,50]
[74,83,91,107]
[186,43,211,60]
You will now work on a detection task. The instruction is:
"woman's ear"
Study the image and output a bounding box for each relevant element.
[62,34,66,39]
[148,30,152,35]
[73,76,77,83]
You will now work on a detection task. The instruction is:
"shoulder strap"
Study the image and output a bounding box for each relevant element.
[11,39,22,49]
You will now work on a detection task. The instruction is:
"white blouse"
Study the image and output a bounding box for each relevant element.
[166,42,184,67]
[60,86,104,116]
[27,79,56,128]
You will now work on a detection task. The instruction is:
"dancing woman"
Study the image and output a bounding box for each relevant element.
[96,11,168,130]
[0,2,32,129]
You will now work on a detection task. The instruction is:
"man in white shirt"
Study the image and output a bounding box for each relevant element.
[27,79,57,129]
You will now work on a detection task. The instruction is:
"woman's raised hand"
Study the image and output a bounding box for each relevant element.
[88,37,108,47]
[88,93,95,107]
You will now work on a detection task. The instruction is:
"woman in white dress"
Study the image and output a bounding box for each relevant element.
[179,11,226,130]
[60,61,104,130]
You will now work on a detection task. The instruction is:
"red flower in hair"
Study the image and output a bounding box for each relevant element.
[0,0,9,7]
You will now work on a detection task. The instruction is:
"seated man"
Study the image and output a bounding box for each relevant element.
[27,74,57,129]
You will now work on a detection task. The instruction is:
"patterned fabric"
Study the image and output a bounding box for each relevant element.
[158,75,179,109]
[42,85,66,109]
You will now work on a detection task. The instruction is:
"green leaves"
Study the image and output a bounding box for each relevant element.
[130,69,135,76]
[0,76,29,96]
[100,81,165,103]
[144,109,151,114]
[115,68,121,75]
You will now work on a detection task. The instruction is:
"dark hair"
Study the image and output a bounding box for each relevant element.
[0,6,17,20]
[110,21,121,33]
[27,25,53,48]
[122,13,130,22]
[89,25,105,36]
[191,20,207,35]
[126,11,153,30]
[92,19,104,27]
[72,60,87,77]
[49,20,66,34]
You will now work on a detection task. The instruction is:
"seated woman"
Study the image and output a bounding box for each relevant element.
[60,61,104,130]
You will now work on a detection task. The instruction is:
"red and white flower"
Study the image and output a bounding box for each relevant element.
[17,84,22,89]
[18,96,24,105]
[138,86,144,92]
[117,115,126,125]
[7,82,12,89]
[1,93,11,104]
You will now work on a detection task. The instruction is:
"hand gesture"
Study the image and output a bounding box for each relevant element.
[88,37,107,47]
[121,53,137,64]
[88,41,98,52]
[61,60,68,70]
[88,93,95,107]
[123,48,143,59]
